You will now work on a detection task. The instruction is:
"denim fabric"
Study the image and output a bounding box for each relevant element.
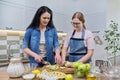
[69,29,91,63]
[70,30,87,54]
[68,55,91,63]
[22,27,60,66]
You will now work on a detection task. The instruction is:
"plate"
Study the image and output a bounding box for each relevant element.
[22,73,35,80]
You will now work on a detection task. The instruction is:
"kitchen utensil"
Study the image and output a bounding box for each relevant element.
[41,59,51,65]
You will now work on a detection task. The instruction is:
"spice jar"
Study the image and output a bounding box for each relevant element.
[7,57,24,77]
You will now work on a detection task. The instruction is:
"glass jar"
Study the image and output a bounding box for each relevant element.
[86,72,96,80]
[105,66,120,80]
[7,57,24,77]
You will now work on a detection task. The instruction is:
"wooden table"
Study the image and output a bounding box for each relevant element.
[0,70,109,80]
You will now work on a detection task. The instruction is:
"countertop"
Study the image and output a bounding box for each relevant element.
[0,70,109,80]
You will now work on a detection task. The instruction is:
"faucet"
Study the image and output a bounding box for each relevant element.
[8,42,18,59]
[7,44,13,59]
[8,42,20,59]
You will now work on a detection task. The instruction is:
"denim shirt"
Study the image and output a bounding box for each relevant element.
[22,27,60,64]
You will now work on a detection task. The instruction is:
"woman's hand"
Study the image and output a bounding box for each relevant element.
[34,55,42,62]
[55,53,62,65]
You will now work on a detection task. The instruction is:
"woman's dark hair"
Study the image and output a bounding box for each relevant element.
[72,12,86,29]
[27,6,54,29]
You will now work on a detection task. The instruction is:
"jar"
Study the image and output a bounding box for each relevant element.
[105,66,120,80]
[86,72,96,80]
[7,57,24,77]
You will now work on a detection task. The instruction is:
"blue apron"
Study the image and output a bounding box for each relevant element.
[68,29,91,63]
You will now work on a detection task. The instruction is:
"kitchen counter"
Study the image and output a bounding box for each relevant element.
[0,70,109,80]
[0,70,80,80]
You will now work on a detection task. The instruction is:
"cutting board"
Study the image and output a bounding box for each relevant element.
[38,65,74,74]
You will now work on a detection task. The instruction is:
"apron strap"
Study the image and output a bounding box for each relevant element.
[71,29,85,38]
[71,30,76,37]
[69,53,87,55]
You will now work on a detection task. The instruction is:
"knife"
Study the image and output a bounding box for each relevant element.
[41,59,51,65]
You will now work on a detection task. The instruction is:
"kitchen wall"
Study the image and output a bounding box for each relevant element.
[0,0,106,32]
[106,0,120,65]
[93,0,120,65]
[107,0,120,26]
[0,0,110,64]
[93,2,120,65]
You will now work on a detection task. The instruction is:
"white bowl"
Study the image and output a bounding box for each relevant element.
[22,73,35,80]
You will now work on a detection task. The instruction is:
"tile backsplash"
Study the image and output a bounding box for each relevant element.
[0,30,25,61]
[0,30,67,61]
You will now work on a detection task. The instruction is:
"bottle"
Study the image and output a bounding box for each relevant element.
[86,72,96,80]
[7,57,24,77]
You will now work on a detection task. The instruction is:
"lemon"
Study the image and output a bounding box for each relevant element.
[32,69,40,75]
[65,74,74,80]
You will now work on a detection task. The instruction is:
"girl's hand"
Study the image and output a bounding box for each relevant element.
[64,61,73,67]
[62,60,66,66]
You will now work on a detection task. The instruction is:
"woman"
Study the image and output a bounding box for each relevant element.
[22,6,61,67]
[61,12,95,67]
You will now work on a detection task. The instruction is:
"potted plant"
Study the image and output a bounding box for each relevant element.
[104,20,120,66]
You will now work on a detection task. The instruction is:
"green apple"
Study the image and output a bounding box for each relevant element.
[75,68,80,75]
[85,63,91,71]
[76,71,85,77]
[72,62,82,68]
[65,74,74,80]
[78,64,86,72]
[85,71,90,76]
